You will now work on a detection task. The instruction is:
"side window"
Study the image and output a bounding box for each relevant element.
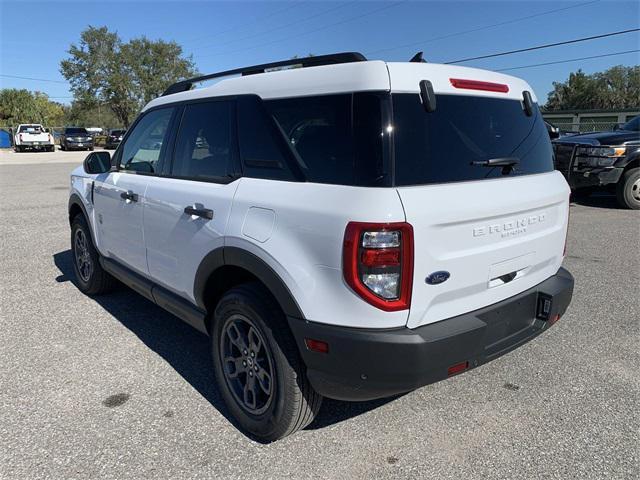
[120,108,173,173]
[237,96,296,181]
[265,94,353,185]
[171,101,235,181]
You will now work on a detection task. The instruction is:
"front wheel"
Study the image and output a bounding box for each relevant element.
[71,214,116,295]
[212,283,322,442]
[616,167,640,210]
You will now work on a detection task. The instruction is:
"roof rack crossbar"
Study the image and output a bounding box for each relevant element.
[162,52,367,96]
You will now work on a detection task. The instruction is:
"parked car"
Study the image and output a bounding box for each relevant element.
[105,129,126,149]
[68,52,574,441]
[552,115,640,209]
[60,127,94,151]
[13,124,55,152]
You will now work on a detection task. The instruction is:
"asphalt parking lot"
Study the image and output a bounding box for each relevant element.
[1,149,638,479]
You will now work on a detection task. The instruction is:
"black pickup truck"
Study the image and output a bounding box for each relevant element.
[552,116,640,209]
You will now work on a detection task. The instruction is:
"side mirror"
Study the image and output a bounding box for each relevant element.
[84,151,111,174]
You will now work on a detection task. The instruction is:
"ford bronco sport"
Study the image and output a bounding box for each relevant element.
[68,52,574,441]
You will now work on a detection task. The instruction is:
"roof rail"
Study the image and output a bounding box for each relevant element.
[162,52,367,96]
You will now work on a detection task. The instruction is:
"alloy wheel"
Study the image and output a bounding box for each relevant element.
[219,314,275,415]
[74,229,93,282]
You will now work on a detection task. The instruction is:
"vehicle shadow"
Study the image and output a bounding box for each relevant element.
[53,249,394,440]
[571,192,622,210]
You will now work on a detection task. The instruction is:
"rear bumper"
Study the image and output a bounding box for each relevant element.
[288,267,574,401]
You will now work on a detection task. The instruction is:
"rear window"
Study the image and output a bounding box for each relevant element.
[18,125,42,133]
[65,127,88,135]
[392,94,553,186]
[265,93,388,186]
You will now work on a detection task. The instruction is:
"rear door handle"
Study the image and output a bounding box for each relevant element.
[120,190,138,202]
[184,205,214,220]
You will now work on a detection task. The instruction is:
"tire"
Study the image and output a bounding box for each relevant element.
[616,167,640,210]
[212,283,322,442]
[70,214,116,295]
[89,147,94,151]
[60,143,65,151]
[14,145,21,153]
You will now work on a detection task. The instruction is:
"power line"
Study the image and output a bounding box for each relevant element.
[182,3,295,44]
[0,74,68,84]
[365,0,601,56]
[190,2,356,54]
[196,0,407,60]
[446,28,640,64]
[497,49,640,72]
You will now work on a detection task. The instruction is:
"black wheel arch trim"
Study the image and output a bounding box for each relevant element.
[68,193,98,246]
[193,246,304,319]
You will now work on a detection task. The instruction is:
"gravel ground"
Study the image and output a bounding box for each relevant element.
[0,157,638,480]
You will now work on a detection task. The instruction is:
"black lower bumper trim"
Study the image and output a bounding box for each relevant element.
[288,267,574,401]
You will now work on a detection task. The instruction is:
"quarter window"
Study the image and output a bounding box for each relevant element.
[172,101,235,180]
[120,108,173,173]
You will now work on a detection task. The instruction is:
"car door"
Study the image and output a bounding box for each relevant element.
[93,106,175,275]
[144,100,241,301]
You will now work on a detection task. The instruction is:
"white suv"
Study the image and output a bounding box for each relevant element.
[68,52,574,441]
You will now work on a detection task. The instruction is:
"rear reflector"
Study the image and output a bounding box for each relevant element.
[361,248,400,267]
[447,361,469,376]
[304,338,329,354]
[450,78,509,93]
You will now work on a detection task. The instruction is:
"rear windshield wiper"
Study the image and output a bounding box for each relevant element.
[471,157,520,167]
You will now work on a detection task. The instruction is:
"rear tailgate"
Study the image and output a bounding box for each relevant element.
[398,172,569,328]
[387,62,570,328]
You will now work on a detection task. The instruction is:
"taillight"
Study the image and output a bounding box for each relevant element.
[450,78,509,93]
[343,222,413,311]
[19,134,23,141]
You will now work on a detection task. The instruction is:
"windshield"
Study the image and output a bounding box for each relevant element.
[621,116,639,131]
[65,127,88,135]
[392,94,554,186]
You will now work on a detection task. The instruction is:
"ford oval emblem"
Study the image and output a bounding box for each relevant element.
[426,271,450,285]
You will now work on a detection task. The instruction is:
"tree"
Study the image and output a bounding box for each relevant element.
[60,26,198,127]
[63,100,122,129]
[0,89,64,127]
[545,65,640,111]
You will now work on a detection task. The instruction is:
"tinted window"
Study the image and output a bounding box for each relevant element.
[392,94,553,186]
[237,96,296,181]
[265,93,388,186]
[65,127,88,135]
[622,116,639,131]
[171,101,235,180]
[120,108,173,173]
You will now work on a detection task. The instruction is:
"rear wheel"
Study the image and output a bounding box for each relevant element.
[211,283,322,441]
[71,214,116,294]
[14,145,21,153]
[616,167,640,210]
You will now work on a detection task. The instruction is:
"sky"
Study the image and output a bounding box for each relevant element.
[1,0,639,105]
